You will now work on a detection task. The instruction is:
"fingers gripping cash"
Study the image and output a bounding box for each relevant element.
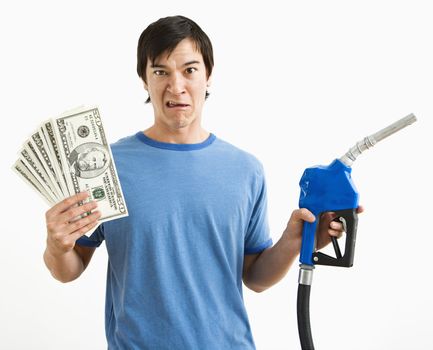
[12,106,128,237]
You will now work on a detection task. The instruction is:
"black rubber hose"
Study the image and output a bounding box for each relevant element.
[297,283,315,350]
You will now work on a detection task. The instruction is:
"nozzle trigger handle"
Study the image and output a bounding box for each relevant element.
[314,209,359,267]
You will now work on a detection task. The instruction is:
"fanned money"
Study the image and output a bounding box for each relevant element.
[12,106,128,235]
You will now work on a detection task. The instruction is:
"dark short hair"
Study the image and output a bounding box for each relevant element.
[137,15,214,84]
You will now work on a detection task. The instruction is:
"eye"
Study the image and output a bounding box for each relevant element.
[186,67,197,74]
[153,70,167,76]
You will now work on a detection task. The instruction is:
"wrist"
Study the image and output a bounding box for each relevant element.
[45,238,70,258]
[282,230,302,254]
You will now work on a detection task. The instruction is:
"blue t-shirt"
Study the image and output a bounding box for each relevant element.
[77,132,273,349]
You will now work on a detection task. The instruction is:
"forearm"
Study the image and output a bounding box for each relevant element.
[244,234,301,292]
[43,244,84,283]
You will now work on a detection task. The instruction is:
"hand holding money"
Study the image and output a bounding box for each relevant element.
[13,106,128,236]
[45,192,101,254]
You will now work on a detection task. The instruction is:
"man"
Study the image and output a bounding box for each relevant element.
[44,15,362,349]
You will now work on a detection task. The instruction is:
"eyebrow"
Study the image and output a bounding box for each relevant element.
[150,60,201,68]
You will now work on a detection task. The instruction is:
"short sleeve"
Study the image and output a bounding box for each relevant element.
[244,166,273,255]
[76,223,105,248]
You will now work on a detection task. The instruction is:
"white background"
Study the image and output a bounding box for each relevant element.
[1,1,432,349]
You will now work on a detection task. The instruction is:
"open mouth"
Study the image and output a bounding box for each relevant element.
[166,101,190,108]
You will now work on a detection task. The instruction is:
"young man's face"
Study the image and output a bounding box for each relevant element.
[144,38,211,132]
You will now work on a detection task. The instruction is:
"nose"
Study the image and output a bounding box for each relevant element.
[166,72,186,95]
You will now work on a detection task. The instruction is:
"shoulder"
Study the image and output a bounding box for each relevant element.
[109,132,145,158]
[104,133,146,171]
[110,133,140,149]
[213,137,265,175]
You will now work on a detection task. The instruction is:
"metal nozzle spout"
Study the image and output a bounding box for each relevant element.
[339,113,417,166]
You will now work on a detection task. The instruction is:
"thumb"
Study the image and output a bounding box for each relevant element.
[284,208,316,241]
[293,208,316,223]
[286,208,315,231]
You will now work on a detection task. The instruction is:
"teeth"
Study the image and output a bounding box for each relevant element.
[168,101,186,107]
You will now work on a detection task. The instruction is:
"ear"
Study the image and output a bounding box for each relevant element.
[206,75,213,88]
[142,79,148,91]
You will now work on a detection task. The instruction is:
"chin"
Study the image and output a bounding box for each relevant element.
[171,115,196,129]
[173,120,192,130]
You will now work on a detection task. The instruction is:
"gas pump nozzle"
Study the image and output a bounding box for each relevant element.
[296,113,417,350]
[298,113,417,268]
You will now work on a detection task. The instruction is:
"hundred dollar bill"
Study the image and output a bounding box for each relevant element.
[51,107,128,227]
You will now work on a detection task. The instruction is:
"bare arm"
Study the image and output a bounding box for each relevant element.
[43,244,96,283]
[242,232,301,293]
[243,207,364,293]
[43,192,100,283]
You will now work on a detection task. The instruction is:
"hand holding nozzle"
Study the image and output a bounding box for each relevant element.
[298,113,417,267]
[297,113,417,350]
[340,113,417,167]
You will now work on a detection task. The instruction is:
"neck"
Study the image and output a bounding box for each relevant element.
[143,124,210,144]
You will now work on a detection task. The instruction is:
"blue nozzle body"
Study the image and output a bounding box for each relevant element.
[299,159,359,266]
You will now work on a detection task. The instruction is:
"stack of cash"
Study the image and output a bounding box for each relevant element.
[13,106,128,229]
